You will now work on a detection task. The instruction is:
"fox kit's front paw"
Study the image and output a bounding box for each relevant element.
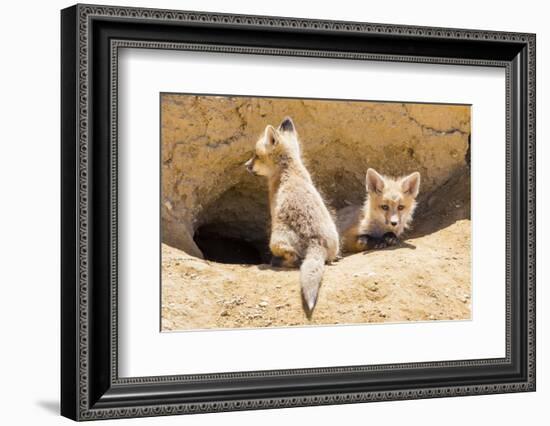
[356,235,369,251]
[370,238,388,249]
[382,232,400,246]
[357,234,387,250]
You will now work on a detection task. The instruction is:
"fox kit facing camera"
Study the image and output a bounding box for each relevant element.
[245,117,339,313]
[338,168,420,253]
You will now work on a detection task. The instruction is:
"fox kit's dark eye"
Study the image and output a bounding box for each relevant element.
[381,205,389,211]
[398,205,405,211]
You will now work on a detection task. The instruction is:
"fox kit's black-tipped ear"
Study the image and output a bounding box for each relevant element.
[278,117,295,133]
[264,125,278,146]
[366,168,385,194]
[402,172,421,197]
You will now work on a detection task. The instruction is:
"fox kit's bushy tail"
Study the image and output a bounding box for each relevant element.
[300,242,327,313]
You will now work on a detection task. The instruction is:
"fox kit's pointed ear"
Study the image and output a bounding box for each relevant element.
[402,172,421,197]
[264,125,278,147]
[278,117,295,133]
[366,168,385,194]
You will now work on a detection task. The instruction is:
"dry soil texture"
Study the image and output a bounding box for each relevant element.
[162,221,470,331]
[161,172,471,331]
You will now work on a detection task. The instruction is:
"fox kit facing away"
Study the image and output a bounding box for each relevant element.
[338,168,421,253]
[245,117,339,313]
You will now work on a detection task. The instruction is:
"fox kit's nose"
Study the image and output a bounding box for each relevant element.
[391,221,398,227]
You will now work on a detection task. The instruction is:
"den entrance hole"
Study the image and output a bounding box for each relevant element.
[192,183,271,265]
[193,224,267,265]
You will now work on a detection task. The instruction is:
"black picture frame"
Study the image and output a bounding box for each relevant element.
[61,3,536,421]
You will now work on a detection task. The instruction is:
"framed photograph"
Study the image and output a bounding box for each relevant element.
[61,4,536,421]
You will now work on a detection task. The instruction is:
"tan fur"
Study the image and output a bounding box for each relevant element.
[245,117,339,312]
[337,168,421,253]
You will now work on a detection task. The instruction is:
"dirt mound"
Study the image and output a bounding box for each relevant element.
[162,221,470,331]
[161,172,471,331]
